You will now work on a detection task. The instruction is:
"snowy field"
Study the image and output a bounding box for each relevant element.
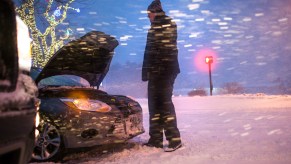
[33,94,291,164]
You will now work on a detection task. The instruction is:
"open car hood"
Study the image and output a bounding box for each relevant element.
[35,31,119,87]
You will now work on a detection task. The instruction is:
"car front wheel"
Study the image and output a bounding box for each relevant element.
[31,122,64,162]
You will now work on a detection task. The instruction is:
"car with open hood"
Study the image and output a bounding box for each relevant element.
[31,31,144,162]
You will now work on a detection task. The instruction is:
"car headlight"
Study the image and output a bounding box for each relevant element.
[61,98,112,112]
[35,98,41,137]
[16,16,32,72]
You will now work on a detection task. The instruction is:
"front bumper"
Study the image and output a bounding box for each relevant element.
[61,108,144,148]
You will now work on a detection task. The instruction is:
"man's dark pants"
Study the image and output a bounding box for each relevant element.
[147,74,181,146]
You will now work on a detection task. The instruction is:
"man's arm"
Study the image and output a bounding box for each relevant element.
[142,30,154,81]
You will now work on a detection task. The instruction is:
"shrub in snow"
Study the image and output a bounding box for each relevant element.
[188,88,207,96]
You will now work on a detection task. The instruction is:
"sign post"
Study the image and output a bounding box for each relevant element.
[205,56,213,96]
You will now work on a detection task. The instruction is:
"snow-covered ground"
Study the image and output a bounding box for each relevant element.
[33,94,291,164]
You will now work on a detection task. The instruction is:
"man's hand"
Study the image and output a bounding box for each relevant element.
[142,72,149,81]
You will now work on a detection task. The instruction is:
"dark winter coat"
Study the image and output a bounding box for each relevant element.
[142,12,180,81]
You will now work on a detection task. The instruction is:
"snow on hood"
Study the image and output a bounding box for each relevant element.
[35,31,119,87]
[0,74,38,112]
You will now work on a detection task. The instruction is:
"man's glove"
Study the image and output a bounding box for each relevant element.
[142,71,149,81]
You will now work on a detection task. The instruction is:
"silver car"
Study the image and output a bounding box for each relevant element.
[31,31,144,162]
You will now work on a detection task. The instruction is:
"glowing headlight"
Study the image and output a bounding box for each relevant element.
[61,98,112,112]
[16,16,32,72]
[35,98,41,137]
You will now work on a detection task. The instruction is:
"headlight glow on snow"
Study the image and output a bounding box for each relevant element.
[61,98,112,112]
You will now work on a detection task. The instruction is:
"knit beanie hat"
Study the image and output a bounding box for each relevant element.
[147,0,163,13]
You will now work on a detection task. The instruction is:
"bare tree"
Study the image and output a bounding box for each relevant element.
[220,82,244,94]
[15,0,76,67]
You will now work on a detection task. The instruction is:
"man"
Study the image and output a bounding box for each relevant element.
[142,0,182,152]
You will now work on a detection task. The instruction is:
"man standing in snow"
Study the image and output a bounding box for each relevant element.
[142,0,182,152]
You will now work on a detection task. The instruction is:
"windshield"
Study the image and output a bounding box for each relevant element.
[38,75,90,87]
[31,68,90,87]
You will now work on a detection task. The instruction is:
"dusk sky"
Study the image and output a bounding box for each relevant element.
[33,0,291,89]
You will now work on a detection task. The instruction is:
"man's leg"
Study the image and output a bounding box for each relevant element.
[158,75,181,148]
[146,79,163,148]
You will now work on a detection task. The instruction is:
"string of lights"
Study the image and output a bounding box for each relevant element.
[16,0,77,68]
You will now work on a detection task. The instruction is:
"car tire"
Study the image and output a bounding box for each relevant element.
[31,122,65,162]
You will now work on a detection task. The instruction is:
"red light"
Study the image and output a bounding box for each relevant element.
[205,56,213,64]
[194,48,218,73]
